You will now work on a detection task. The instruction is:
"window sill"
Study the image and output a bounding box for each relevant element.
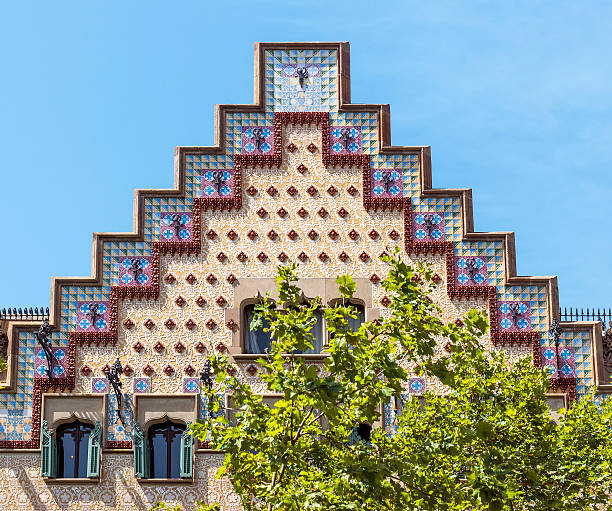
[137,478,194,484]
[233,353,329,361]
[44,477,100,484]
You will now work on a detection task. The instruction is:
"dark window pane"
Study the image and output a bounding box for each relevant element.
[77,429,91,478]
[148,420,186,479]
[57,426,76,478]
[56,421,93,478]
[150,429,168,478]
[303,311,323,354]
[245,305,273,353]
[347,305,365,332]
[169,427,183,479]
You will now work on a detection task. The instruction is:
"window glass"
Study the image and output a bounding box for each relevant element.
[148,420,185,479]
[245,305,273,354]
[56,421,93,478]
[347,304,365,332]
[303,310,323,353]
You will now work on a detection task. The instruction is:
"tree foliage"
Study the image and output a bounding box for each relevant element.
[187,251,612,511]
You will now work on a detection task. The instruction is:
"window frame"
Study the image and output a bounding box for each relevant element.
[147,419,186,479]
[242,301,326,355]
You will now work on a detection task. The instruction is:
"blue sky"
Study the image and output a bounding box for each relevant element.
[1,1,611,310]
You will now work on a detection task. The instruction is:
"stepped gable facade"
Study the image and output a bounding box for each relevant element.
[0,42,610,510]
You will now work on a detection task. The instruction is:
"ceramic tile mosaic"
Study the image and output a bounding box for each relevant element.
[330,112,378,155]
[183,377,200,394]
[499,301,531,332]
[202,169,235,198]
[133,377,151,394]
[0,413,33,441]
[541,346,576,378]
[265,49,337,112]
[160,213,193,242]
[408,377,426,394]
[106,393,133,442]
[76,301,110,332]
[241,126,274,155]
[455,256,488,286]
[330,126,362,154]
[499,285,548,333]
[559,330,593,397]
[33,347,67,378]
[118,257,152,286]
[101,242,151,287]
[412,196,462,241]
[92,377,110,393]
[60,286,110,332]
[225,112,274,155]
[371,168,403,198]
[413,212,445,241]
[382,394,409,434]
[144,199,193,244]
[455,240,505,287]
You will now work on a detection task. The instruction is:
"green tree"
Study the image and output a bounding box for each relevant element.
[188,251,612,511]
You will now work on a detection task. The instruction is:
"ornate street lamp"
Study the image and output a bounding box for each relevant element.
[34,320,54,379]
[107,358,124,424]
[200,359,215,418]
[548,319,563,377]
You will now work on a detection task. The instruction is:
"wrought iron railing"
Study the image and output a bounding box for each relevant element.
[0,307,49,321]
[560,308,612,329]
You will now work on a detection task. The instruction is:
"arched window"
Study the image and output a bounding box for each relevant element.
[346,303,365,332]
[244,303,324,354]
[148,420,186,479]
[301,309,324,354]
[244,304,273,354]
[56,421,94,478]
